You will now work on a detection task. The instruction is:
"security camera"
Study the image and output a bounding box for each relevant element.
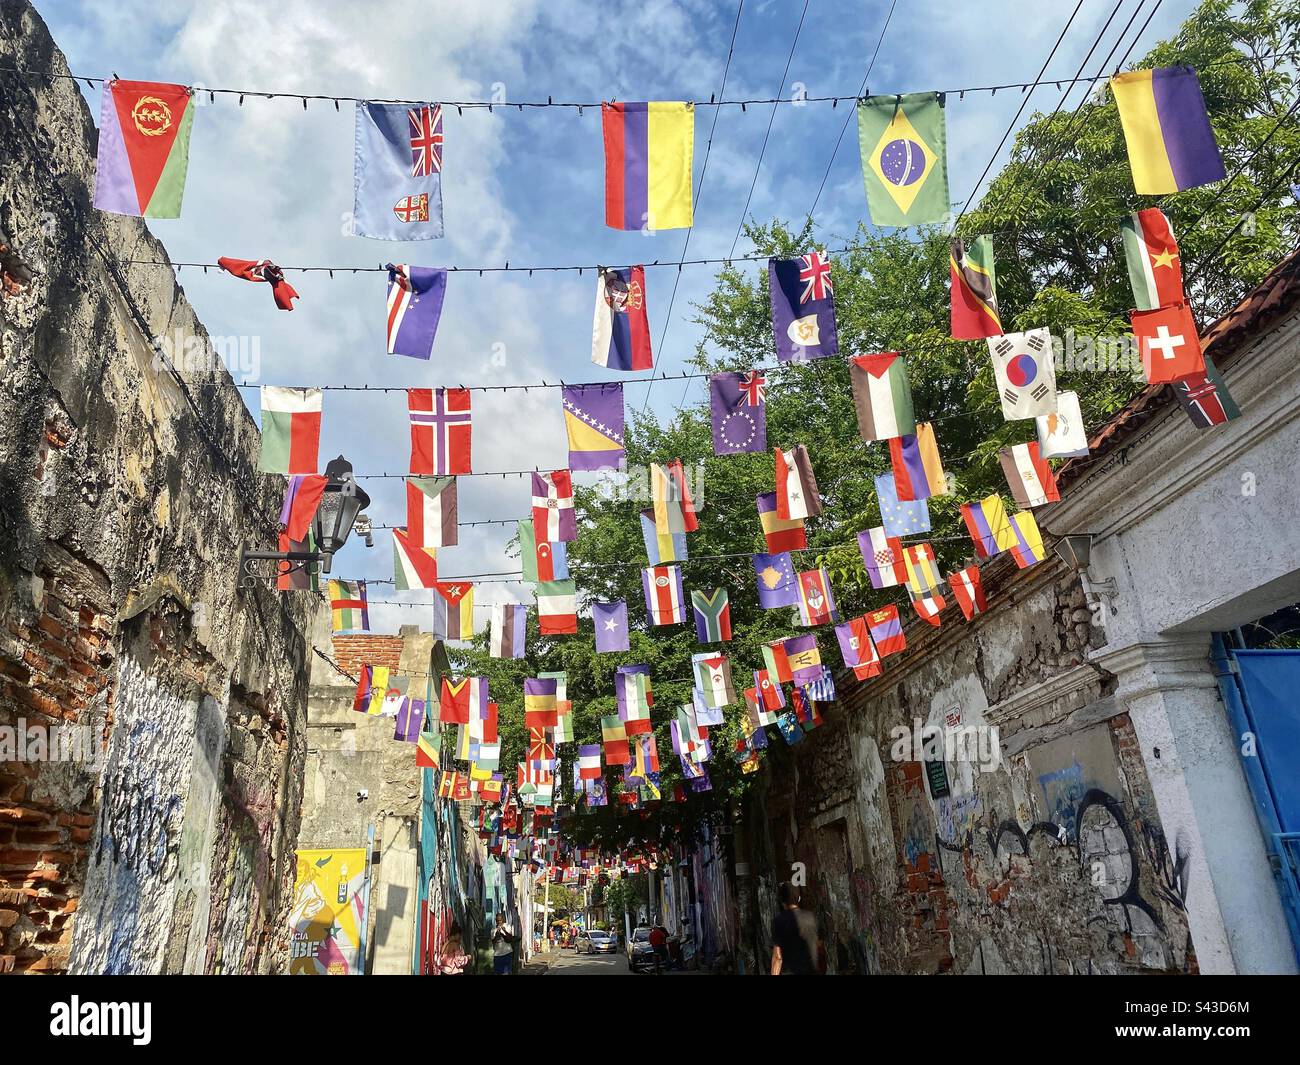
[356,789,369,801]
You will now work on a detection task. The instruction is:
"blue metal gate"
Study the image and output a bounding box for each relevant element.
[1211,635,1300,962]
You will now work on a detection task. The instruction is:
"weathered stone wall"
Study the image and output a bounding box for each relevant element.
[741,555,1193,975]
[0,0,319,973]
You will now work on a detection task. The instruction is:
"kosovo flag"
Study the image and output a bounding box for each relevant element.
[857,92,949,227]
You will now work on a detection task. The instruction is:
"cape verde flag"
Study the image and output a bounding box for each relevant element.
[386,264,447,358]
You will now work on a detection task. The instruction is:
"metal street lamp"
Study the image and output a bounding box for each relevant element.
[1052,532,1119,614]
[238,455,372,588]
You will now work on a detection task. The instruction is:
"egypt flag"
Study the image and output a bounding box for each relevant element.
[386,265,447,358]
[950,236,1002,339]
[407,476,457,548]
[409,387,471,475]
[796,568,839,627]
[949,565,987,621]
[988,329,1057,420]
[642,565,685,625]
[857,527,907,589]
[1121,208,1184,310]
[850,352,916,442]
[532,470,576,543]
[888,423,948,501]
[259,387,321,474]
[836,616,882,680]
[431,582,475,640]
[775,445,821,520]
[691,588,731,643]
[999,441,1060,508]
[536,579,578,634]
[94,80,194,218]
[393,528,440,589]
[757,492,806,552]
[592,267,653,370]
[866,605,905,657]
[1132,302,1205,384]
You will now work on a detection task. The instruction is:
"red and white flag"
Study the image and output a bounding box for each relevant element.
[1132,302,1205,385]
[949,564,988,621]
[407,476,457,548]
[642,565,685,625]
[912,592,946,626]
[998,441,1060,508]
[408,387,471,475]
[532,470,576,543]
[774,444,821,521]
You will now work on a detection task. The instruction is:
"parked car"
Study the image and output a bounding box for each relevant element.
[576,928,618,955]
[626,926,656,972]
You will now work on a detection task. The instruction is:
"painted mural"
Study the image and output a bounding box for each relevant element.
[288,848,368,975]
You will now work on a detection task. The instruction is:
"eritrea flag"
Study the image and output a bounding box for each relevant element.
[94,81,194,218]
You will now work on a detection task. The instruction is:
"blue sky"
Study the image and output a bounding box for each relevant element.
[41,0,1195,632]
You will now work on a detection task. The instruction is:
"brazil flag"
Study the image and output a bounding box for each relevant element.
[856,91,949,227]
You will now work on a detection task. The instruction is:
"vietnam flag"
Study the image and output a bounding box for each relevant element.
[1132,301,1205,384]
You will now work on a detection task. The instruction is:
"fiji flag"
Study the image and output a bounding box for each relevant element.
[354,102,444,241]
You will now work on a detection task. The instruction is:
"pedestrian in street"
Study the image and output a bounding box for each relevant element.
[492,913,515,975]
[770,882,820,976]
[648,924,668,973]
[438,925,472,975]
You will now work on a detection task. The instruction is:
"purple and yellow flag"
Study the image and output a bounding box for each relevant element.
[1111,67,1225,194]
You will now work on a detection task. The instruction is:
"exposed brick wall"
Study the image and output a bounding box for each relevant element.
[0,543,113,972]
[332,635,404,677]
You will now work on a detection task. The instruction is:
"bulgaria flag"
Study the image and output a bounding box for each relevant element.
[392,528,439,589]
[407,477,457,548]
[536,580,578,634]
[258,387,321,474]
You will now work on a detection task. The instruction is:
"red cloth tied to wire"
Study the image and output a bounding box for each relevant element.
[217,256,299,310]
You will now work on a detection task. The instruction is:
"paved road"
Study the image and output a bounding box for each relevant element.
[545,948,697,975]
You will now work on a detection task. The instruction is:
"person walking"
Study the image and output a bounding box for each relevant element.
[491,913,515,975]
[770,882,820,976]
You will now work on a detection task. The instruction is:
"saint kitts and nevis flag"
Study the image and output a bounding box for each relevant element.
[949,236,1002,339]
[94,80,195,218]
[258,387,321,474]
[602,102,694,231]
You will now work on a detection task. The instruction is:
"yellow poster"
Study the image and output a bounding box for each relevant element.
[289,848,368,975]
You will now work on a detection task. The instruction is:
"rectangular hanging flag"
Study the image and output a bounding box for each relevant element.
[866,605,905,657]
[754,668,786,712]
[519,521,569,583]
[950,236,1002,339]
[642,565,686,625]
[640,508,687,566]
[1174,359,1240,429]
[94,80,194,218]
[408,387,471,475]
[988,328,1058,420]
[602,102,694,231]
[889,422,947,501]
[1132,302,1206,384]
[578,745,603,780]
[796,568,839,627]
[407,476,457,549]
[1000,441,1060,508]
[692,654,735,709]
[762,640,794,685]
[601,716,631,766]
[1036,391,1090,459]
[875,473,931,537]
[1009,511,1046,569]
[593,600,629,653]
[563,384,625,471]
[394,699,424,743]
[949,564,988,621]
[769,251,838,362]
[329,579,369,634]
[280,474,326,542]
[858,527,907,589]
[783,633,823,686]
[691,588,731,643]
[1121,208,1184,310]
[592,267,653,370]
[856,92,949,227]
[649,464,688,559]
[753,551,799,609]
[392,528,439,589]
[1111,67,1224,195]
[536,579,578,634]
[757,491,807,553]
[416,730,440,769]
[850,352,916,441]
[836,616,882,680]
[431,582,475,640]
[259,387,321,474]
[524,678,559,729]
[354,102,444,240]
[490,603,527,659]
[903,543,942,598]
[440,677,486,725]
[710,370,767,455]
[775,444,821,520]
[532,470,577,543]
[960,494,1018,559]
[386,264,447,358]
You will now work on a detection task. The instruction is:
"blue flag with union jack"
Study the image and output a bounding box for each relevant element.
[354,102,444,241]
[769,250,838,362]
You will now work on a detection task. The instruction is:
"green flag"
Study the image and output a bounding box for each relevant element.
[856,91,949,226]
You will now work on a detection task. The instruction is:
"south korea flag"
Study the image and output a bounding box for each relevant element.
[988,327,1059,421]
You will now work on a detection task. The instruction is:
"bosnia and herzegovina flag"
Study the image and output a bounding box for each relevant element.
[1111,67,1225,195]
[950,236,1002,339]
[94,80,194,218]
[602,102,694,231]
